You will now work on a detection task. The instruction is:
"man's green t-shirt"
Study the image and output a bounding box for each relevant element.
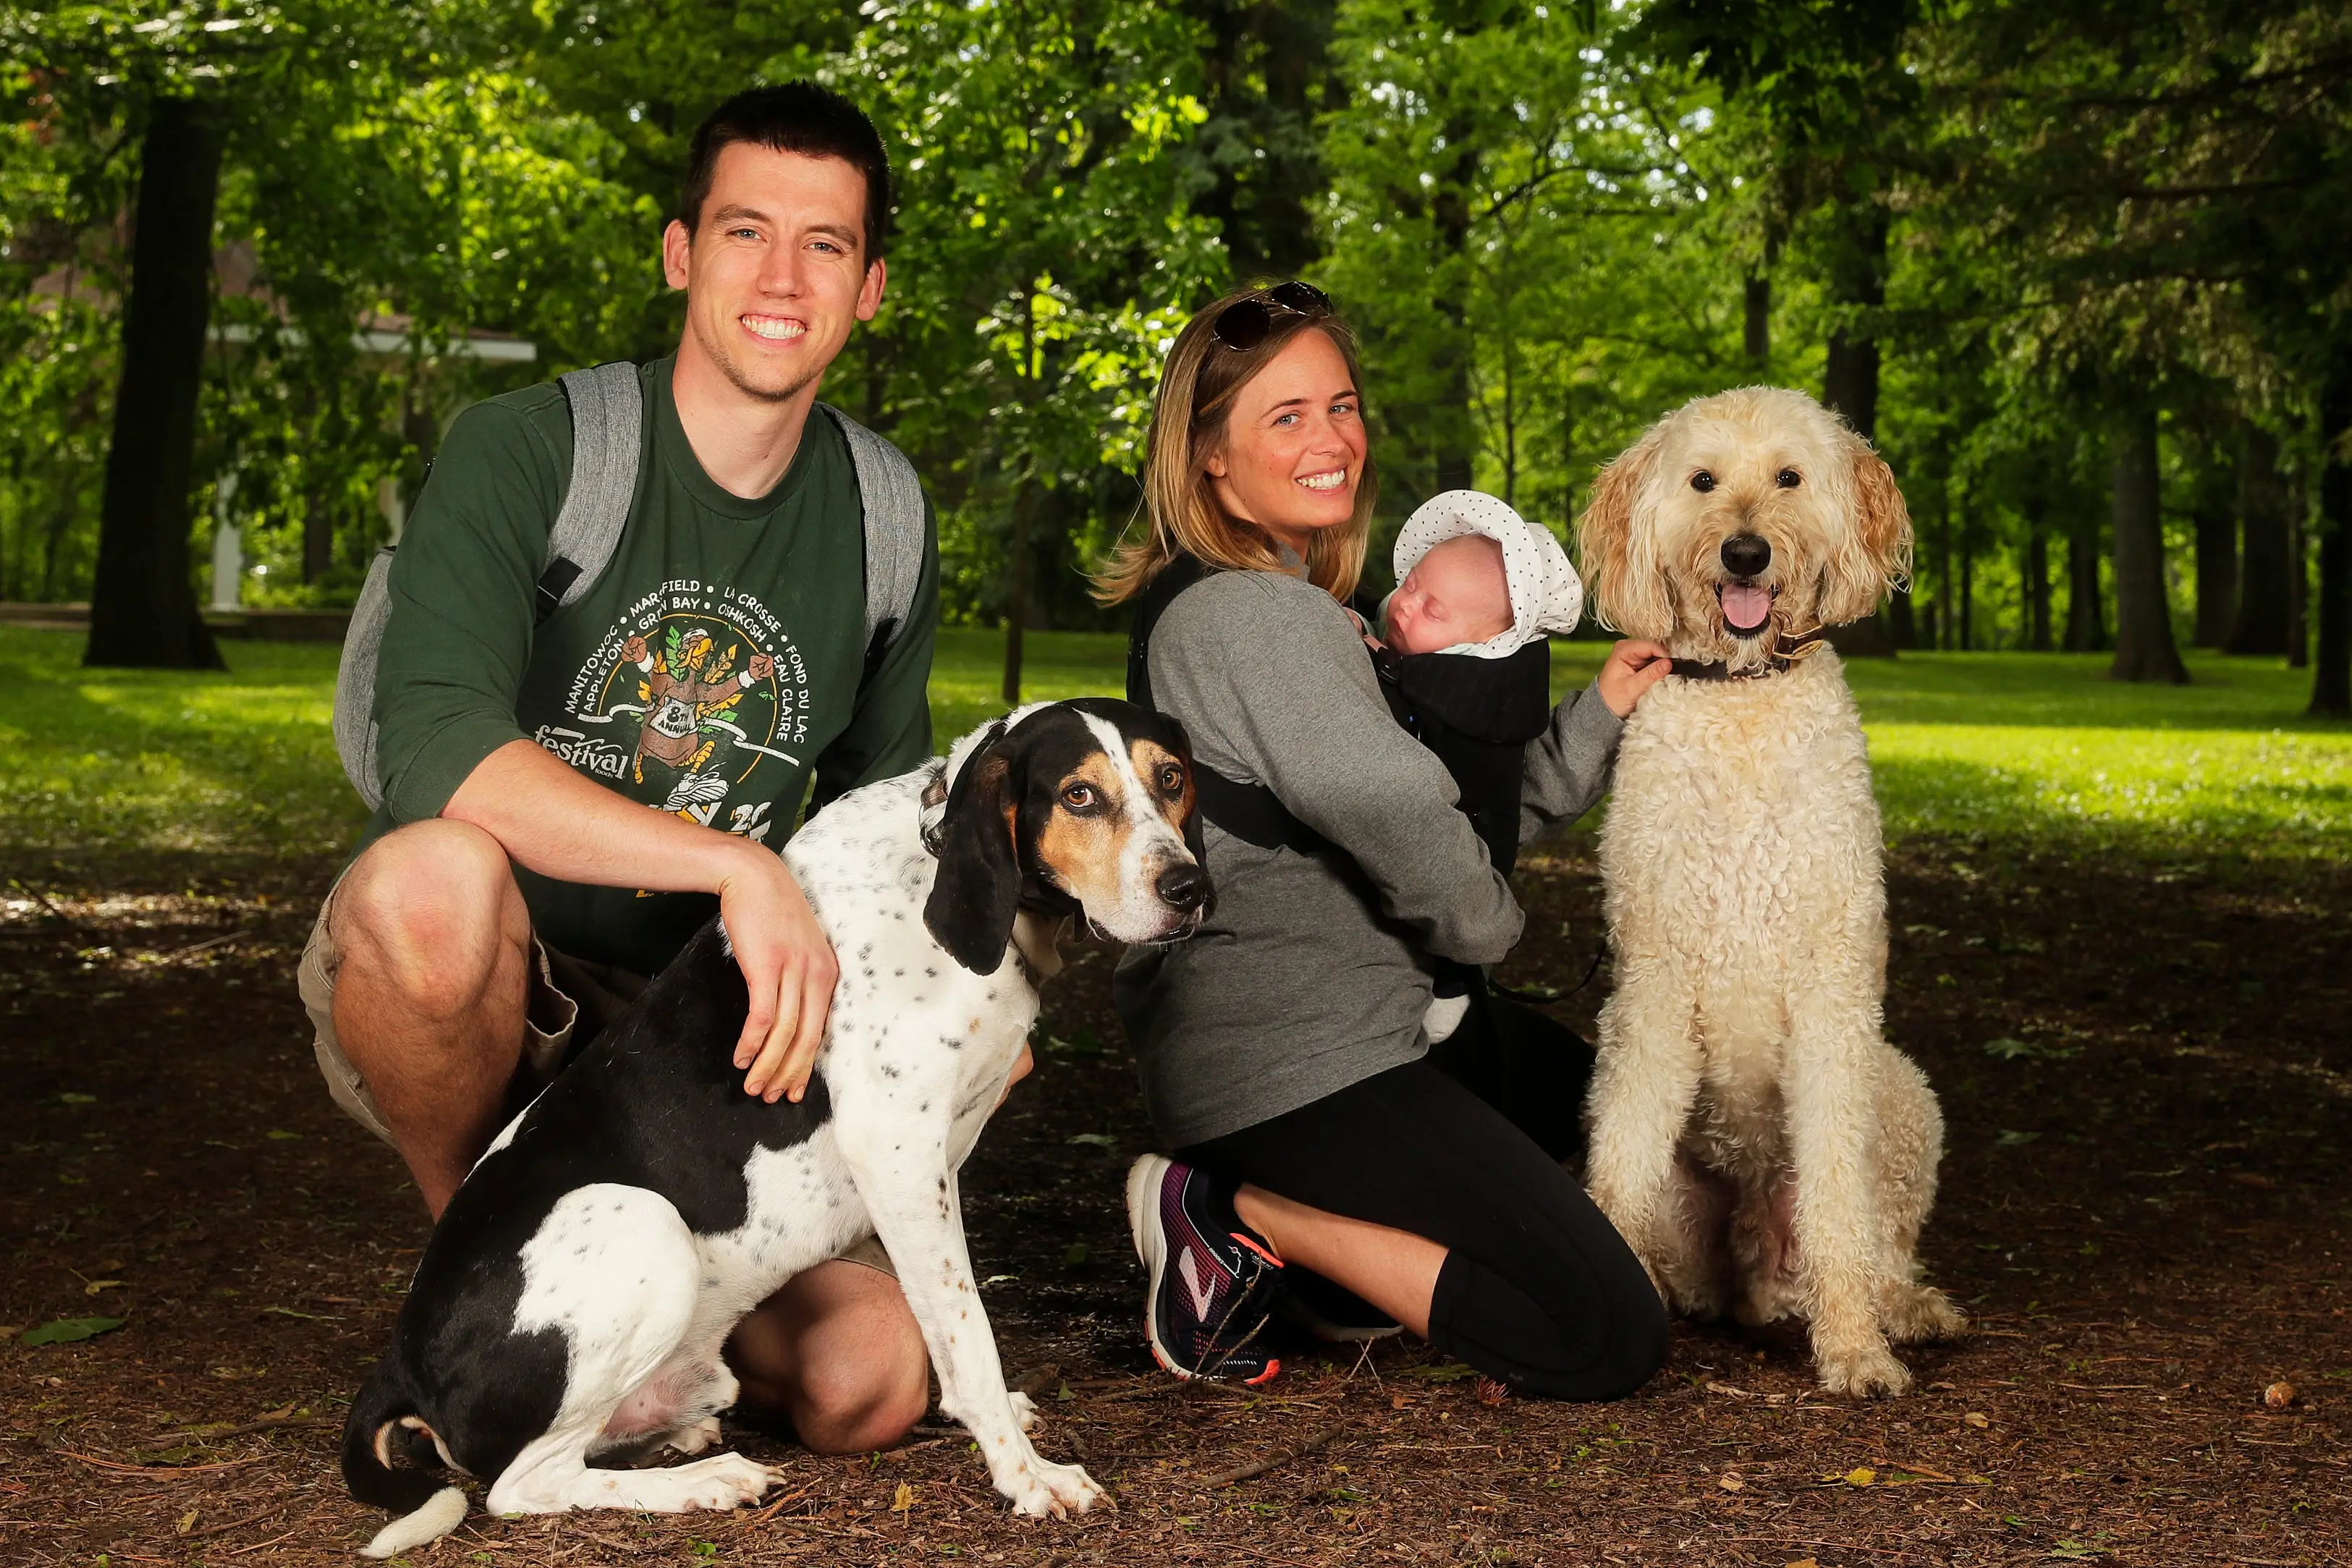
[364,355,939,975]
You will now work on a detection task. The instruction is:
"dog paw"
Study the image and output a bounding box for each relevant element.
[677,1454,779,1512]
[1008,1391,1041,1433]
[664,1415,724,1456]
[1883,1284,1967,1344]
[1816,1342,1912,1399]
[999,1457,1109,1520]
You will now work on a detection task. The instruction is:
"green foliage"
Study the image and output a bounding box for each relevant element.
[0,0,2345,702]
[20,1314,124,1346]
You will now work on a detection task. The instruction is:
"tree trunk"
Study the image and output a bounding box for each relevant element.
[1429,124,1479,496]
[1821,200,1896,658]
[2191,466,2237,649]
[1743,269,1770,369]
[1000,480,1038,705]
[85,96,227,670]
[2024,492,2052,650]
[2228,423,2290,655]
[2288,472,2310,669]
[2311,364,2351,716]
[2107,406,2188,683]
[2064,514,2106,651]
[1958,507,1974,651]
[303,499,334,583]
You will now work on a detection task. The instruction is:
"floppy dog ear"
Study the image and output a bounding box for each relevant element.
[1822,436,1916,625]
[1577,424,1671,640]
[923,732,1025,975]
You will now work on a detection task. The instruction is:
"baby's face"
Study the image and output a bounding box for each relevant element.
[1385,535,1512,653]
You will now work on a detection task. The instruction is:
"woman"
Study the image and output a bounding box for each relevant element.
[1099,282,1672,1398]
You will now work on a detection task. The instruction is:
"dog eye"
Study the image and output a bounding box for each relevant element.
[1061,784,1098,810]
[1157,763,1185,794]
[1691,470,1716,493]
[1777,468,1802,488]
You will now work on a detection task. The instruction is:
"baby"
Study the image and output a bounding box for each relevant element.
[1367,491,1587,1043]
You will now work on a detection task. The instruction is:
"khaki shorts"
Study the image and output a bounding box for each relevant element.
[299,876,894,1279]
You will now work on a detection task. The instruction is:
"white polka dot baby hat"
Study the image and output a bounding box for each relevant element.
[1393,490,1584,658]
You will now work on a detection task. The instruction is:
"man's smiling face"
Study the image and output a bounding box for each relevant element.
[663,141,885,405]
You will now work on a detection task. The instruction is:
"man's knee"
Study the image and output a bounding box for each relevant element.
[790,1307,930,1454]
[333,820,525,1016]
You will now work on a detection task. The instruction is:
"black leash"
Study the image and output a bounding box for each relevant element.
[1489,941,1608,1006]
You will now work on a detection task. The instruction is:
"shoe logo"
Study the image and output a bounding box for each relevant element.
[1176,1246,1220,1321]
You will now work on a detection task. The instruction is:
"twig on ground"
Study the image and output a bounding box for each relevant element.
[7,880,83,933]
[149,1415,335,1444]
[146,931,243,964]
[180,1506,285,1541]
[1196,1425,1343,1487]
[48,1448,262,1476]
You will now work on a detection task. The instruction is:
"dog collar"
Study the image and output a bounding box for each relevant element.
[1668,625,1828,682]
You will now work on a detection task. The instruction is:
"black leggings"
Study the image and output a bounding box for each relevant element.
[1178,1004,1666,1400]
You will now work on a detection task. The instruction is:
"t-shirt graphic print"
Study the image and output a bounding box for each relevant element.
[544,580,812,845]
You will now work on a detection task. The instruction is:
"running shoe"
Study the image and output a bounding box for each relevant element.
[1125,1154,1285,1384]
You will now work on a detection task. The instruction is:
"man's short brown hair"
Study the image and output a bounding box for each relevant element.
[678,83,892,262]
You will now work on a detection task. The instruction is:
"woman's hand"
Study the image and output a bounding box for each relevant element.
[1597,640,1672,718]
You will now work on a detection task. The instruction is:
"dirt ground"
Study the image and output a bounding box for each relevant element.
[4,833,2348,1567]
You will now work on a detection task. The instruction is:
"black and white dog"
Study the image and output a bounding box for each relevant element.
[342,700,1209,1556]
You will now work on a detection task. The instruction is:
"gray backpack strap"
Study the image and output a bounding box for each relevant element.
[334,547,399,810]
[331,362,642,812]
[818,402,926,667]
[537,361,643,622]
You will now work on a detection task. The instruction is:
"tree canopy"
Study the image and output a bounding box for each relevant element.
[2,0,2346,707]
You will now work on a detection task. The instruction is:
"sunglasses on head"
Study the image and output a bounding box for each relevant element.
[1211,281,1333,352]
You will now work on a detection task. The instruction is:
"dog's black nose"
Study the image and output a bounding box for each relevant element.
[1156,865,1207,912]
[1720,533,1772,578]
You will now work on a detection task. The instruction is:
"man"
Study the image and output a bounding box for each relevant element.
[299,84,941,1454]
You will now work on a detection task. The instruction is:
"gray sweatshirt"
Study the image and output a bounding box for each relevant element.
[1112,566,1625,1147]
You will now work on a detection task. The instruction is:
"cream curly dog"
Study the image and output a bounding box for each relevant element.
[1576,386,1964,1397]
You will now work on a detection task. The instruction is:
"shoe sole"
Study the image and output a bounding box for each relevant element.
[1125,1154,1279,1387]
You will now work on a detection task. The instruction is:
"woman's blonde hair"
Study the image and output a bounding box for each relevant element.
[1093,284,1377,606]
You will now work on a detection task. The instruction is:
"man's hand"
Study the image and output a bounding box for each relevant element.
[715,844,841,1104]
[1597,639,1672,718]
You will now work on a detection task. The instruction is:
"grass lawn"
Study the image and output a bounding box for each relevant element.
[1,623,2345,860]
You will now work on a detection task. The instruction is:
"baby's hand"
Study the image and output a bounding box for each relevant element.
[1597,640,1672,717]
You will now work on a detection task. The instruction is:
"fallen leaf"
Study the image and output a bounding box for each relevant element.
[1995,1130,2041,1147]
[1064,1133,1115,1148]
[892,1480,915,1515]
[1825,1465,1876,1486]
[2263,1381,2296,1410]
[175,1509,198,1535]
[2230,1172,2277,1190]
[1963,1411,1991,1428]
[20,1315,124,1347]
[1060,1243,1088,1267]
[83,1279,124,1297]
[1717,1473,1746,1491]
[58,1092,96,1105]
[0,1326,20,1341]
[1785,1559,1820,1568]
[1405,1363,1479,1382]
[265,1130,302,1141]
[1704,1381,1751,1398]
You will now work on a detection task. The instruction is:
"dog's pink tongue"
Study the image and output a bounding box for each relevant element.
[1721,583,1774,632]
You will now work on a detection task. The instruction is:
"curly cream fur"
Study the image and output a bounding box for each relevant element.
[1577,387,1961,1397]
